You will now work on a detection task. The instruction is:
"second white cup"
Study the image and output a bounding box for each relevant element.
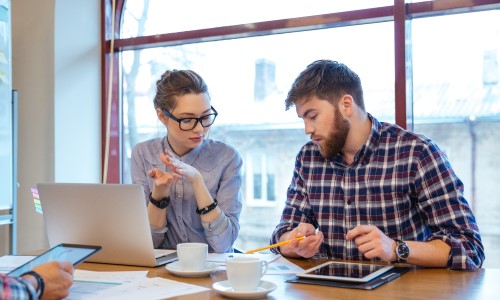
[176,242,208,271]
[226,256,268,292]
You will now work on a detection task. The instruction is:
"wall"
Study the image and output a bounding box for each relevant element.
[10,0,100,254]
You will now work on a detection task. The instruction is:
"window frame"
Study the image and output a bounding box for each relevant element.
[101,0,500,183]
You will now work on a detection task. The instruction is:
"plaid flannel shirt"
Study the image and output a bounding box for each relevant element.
[1,273,38,300]
[271,114,484,270]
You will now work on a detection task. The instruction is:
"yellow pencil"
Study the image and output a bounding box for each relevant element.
[245,236,306,254]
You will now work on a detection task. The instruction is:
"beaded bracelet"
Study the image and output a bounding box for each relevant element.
[196,199,218,215]
[21,270,45,298]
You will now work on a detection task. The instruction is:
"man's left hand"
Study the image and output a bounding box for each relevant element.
[345,225,396,262]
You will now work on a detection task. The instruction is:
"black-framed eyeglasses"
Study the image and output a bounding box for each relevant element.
[162,106,218,131]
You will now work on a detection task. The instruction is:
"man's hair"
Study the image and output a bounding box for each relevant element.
[153,69,209,110]
[285,60,365,111]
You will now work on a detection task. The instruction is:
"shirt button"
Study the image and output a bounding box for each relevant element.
[177,195,181,198]
[347,200,352,205]
[183,234,187,239]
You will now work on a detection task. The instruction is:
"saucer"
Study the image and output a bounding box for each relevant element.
[212,280,277,299]
[165,261,219,277]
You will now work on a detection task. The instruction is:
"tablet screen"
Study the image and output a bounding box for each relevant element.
[8,243,101,277]
[297,261,393,282]
[308,262,387,278]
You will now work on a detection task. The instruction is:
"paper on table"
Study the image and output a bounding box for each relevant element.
[204,253,304,275]
[207,252,281,265]
[265,255,305,275]
[67,280,122,300]
[68,270,208,300]
[85,277,209,300]
[66,270,149,299]
[0,255,36,274]
[74,269,148,283]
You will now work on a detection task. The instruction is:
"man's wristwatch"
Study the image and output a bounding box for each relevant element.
[148,192,170,209]
[393,239,410,263]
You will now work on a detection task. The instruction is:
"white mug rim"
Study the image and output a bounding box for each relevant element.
[177,242,208,249]
[226,256,262,263]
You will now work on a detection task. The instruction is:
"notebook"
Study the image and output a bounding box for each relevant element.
[36,183,177,267]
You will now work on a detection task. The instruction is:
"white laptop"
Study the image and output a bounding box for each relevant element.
[36,183,177,267]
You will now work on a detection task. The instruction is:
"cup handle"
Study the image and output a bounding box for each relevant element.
[261,261,269,276]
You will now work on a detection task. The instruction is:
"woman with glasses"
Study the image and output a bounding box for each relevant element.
[131,69,243,253]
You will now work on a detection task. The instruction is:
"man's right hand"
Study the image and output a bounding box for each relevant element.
[279,223,324,258]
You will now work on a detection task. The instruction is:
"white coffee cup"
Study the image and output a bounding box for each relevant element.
[226,256,268,292]
[176,242,208,271]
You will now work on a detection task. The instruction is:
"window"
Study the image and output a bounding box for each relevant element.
[118,21,394,251]
[121,0,393,37]
[0,0,12,211]
[104,0,500,267]
[411,10,500,269]
[246,153,276,206]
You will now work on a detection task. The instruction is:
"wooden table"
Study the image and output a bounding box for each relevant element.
[76,258,500,300]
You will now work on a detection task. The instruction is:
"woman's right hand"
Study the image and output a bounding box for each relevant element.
[147,168,180,198]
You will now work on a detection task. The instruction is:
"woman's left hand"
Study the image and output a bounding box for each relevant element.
[160,149,200,184]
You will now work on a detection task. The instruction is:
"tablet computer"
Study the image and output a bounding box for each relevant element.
[8,243,101,277]
[296,261,394,283]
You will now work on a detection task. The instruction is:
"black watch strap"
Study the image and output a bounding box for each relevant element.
[148,192,170,209]
[393,238,410,263]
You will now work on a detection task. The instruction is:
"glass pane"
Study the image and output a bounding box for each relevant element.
[121,22,394,252]
[412,10,500,268]
[0,0,12,210]
[122,0,393,38]
[267,174,275,201]
[253,174,262,200]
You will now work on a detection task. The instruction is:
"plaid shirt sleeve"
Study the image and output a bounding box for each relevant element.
[414,139,485,270]
[1,273,38,300]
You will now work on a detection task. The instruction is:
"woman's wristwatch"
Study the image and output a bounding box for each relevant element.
[148,192,170,209]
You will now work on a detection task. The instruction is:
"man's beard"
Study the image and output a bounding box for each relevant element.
[319,109,350,159]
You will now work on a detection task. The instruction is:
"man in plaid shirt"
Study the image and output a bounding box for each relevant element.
[270,60,484,270]
[0,261,73,299]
